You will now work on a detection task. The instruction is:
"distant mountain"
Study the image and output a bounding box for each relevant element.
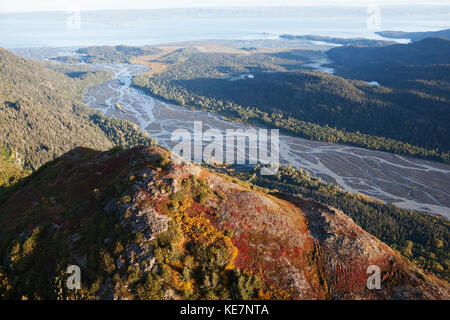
[0,146,448,299]
[0,47,155,170]
[280,34,395,47]
[327,37,450,67]
[376,29,450,42]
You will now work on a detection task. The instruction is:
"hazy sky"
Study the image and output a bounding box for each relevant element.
[1,0,449,13]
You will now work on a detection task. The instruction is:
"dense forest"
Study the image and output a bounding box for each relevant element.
[205,162,450,282]
[329,37,450,67]
[51,46,161,64]
[0,47,156,170]
[44,62,113,99]
[132,47,450,163]
[328,38,450,104]
[0,145,29,188]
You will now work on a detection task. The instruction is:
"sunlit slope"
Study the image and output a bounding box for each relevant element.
[0,47,155,169]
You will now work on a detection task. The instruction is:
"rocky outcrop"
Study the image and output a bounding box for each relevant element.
[101,147,449,299]
[0,146,448,300]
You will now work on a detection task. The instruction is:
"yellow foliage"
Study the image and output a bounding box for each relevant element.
[169,196,239,270]
[0,272,11,297]
[224,237,238,270]
[183,279,194,291]
[170,268,188,291]
[258,285,291,300]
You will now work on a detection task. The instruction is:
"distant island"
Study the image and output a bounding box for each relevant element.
[280,34,395,47]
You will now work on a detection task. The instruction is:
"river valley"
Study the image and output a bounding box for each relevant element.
[83,62,450,219]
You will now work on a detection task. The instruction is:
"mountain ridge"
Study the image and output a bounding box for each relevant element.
[0,146,447,299]
[327,37,450,68]
[376,29,450,42]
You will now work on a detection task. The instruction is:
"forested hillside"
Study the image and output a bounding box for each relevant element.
[0,145,29,188]
[0,47,156,170]
[328,37,450,67]
[376,29,450,41]
[44,62,113,99]
[51,45,161,64]
[132,47,450,162]
[328,38,450,102]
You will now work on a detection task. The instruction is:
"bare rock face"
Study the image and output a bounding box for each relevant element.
[102,168,172,292]
[287,197,450,299]
[121,206,170,242]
